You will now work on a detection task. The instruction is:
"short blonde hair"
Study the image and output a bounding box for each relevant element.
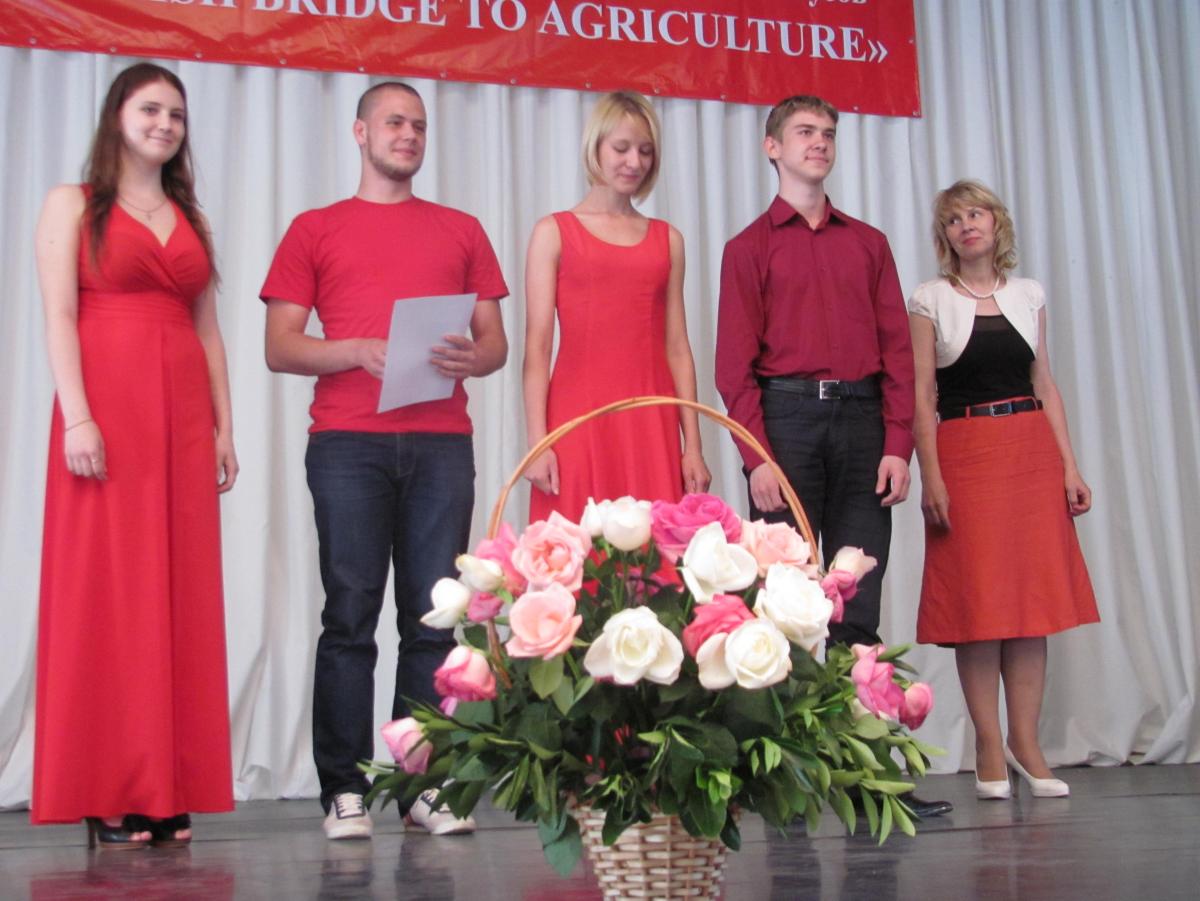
[581,92,662,202]
[932,179,1018,278]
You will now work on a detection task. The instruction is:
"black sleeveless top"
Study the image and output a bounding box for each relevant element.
[936,314,1035,415]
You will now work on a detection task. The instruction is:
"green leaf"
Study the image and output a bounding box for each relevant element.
[541,816,583,876]
[686,790,726,838]
[901,742,928,777]
[830,787,857,834]
[852,715,890,741]
[551,678,575,716]
[843,736,884,770]
[859,778,915,795]
[878,792,894,843]
[719,815,742,851]
[529,656,565,699]
[891,796,916,837]
[451,754,495,782]
[573,676,595,704]
[861,790,880,835]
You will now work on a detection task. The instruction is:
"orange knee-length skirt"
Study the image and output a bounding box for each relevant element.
[917,409,1099,645]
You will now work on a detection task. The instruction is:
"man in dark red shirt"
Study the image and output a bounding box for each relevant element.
[717,93,948,819]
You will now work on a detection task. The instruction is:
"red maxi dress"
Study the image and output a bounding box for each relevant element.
[33,201,233,823]
[530,212,683,524]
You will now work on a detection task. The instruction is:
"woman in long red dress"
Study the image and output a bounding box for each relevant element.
[909,180,1098,801]
[523,92,710,523]
[33,63,238,848]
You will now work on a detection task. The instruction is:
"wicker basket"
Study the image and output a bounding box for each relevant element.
[573,804,730,900]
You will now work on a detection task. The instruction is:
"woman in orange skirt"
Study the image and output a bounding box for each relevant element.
[908,180,1098,801]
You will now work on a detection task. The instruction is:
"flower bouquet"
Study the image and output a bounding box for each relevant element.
[366,398,939,885]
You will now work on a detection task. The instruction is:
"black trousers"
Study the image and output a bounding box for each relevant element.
[750,389,891,647]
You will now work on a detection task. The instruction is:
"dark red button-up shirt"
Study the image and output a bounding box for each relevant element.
[716,196,915,468]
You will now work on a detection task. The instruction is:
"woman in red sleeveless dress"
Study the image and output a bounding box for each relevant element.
[524,92,710,524]
[33,64,238,848]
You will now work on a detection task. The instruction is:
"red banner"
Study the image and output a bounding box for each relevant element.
[2,1,921,117]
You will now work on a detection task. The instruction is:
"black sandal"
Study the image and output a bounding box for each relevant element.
[85,815,153,850]
[150,813,192,847]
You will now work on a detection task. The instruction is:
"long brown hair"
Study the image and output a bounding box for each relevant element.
[83,63,216,279]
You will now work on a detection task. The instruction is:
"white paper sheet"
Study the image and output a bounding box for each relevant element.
[376,293,477,413]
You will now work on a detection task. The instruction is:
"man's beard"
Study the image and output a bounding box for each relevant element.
[366,142,421,182]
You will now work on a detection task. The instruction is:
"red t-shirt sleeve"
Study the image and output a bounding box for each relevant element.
[259,214,319,308]
[465,219,509,303]
[716,234,775,470]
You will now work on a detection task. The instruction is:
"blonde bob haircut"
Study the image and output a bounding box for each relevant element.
[581,91,662,202]
[933,179,1018,279]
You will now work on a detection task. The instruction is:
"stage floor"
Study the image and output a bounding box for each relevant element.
[2,766,1197,900]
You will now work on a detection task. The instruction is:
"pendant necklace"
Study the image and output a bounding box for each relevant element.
[958,274,1001,300]
[120,195,169,220]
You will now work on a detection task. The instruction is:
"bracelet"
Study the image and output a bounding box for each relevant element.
[64,417,94,432]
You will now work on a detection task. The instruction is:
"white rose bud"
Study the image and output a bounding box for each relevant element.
[580,497,611,538]
[679,522,759,604]
[602,496,653,552]
[455,553,505,594]
[421,577,472,629]
[584,607,684,686]
[754,563,834,653]
[829,546,878,582]
[722,618,792,689]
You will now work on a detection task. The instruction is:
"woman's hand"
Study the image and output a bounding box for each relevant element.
[64,419,106,480]
[920,474,951,529]
[216,432,239,494]
[1064,469,1091,516]
[681,450,711,495]
[525,449,559,496]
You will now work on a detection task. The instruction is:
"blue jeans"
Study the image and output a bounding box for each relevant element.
[752,389,891,648]
[305,431,474,810]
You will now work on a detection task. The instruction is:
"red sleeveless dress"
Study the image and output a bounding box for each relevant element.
[530,212,683,524]
[33,200,233,823]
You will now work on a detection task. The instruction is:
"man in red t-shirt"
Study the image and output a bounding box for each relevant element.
[716,95,950,818]
[261,82,508,840]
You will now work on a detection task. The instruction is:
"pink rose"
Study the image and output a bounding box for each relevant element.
[505,583,583,659]
[829,547,878,583]
[467,591,505,623]
[900,682,934,730]
[380,717,432,774]
[681,594,756,658]
[739,519,812,577]
[440,697,459,716]
[434,646,497,704]
[850,644,904,722]
[512,512,592,592]
[819,570,859,623]
[474,522,527,595]
[651,494,742,563]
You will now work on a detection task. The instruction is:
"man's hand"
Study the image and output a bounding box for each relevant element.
[355,338,388,379]
[749,462,786,513]
[431,333,479,379]
[876,454,910,507]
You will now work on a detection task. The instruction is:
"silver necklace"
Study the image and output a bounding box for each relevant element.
[119,195,169,219]
[957,274,1001,300]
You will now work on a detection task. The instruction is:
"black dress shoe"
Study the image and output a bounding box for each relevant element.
[900,793,953,818]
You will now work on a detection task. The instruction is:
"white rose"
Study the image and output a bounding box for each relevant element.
[829,546,878,581]
[583,607,683,686]
[722,618,792,689]
[695,633,735,690]
[454,553,504,594]
[580,497,612,538]
[602,496,653,552]
[679,522,759,604]
[754,563,834,653]
[420,577,471,629]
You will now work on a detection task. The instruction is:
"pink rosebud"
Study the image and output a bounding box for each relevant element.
[434,646,497,704]
[380,717,432,774]
[739,519,811,577]
[467,591,505,623]
[828,547,878,583]
[506,583,584,660]
[440,696,459,716]
[474,522,527,595]
[512,513,592,592]
[650,494,742,564]
[820,570,859,623]
[850,644,904,722]
[900,682,934,730]
[681,594,756,658]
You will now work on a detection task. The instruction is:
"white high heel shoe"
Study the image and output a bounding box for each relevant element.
[1004,746,1069,797]
[974,777,1012,800]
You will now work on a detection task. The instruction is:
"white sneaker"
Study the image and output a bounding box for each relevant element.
[324,792,373,840]
[404,789,476,835]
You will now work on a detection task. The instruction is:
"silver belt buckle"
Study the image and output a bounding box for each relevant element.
[818,379,839,400]
[990,401,1013,417]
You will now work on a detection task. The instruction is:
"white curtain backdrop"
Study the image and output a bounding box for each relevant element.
[1,0,1197,807]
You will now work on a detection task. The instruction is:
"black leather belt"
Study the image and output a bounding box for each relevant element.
[939,397,1043,421]
[759,376,882,400]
